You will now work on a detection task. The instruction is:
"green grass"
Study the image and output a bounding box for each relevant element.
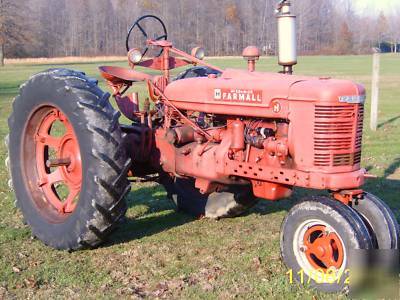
[0,55,399,299]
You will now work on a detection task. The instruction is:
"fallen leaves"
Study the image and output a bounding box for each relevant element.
[252,256,262,270]
[109,265,224,298]
[23,276,38,289]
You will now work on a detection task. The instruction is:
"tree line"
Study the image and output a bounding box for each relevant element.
[1,0,399,66]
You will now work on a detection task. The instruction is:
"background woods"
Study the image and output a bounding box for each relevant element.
[0,0,399,64]
[0,0,34,65]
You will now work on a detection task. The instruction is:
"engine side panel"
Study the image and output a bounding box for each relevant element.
[142,69,367,200]
[164,70,299,118]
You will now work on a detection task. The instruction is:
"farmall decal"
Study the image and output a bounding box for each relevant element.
[214,88,263,103]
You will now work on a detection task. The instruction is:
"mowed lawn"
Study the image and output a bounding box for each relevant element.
[0,55,399,299]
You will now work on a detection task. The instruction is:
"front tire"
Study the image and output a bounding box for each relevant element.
[351,192,400,249]
[280,196,372,293]
[8,69,131,250]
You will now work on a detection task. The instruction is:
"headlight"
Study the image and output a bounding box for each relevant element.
[128,48,143,64]
[191,47,205,60]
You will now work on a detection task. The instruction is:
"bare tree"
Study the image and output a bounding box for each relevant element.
[0,0,32,65]
[388,8,400,53]
[376,12,389,50]
[1,0,397,59]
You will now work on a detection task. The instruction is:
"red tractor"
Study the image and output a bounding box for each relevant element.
[5,1,399,293]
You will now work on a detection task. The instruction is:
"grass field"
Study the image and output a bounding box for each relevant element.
[0,55,399,299]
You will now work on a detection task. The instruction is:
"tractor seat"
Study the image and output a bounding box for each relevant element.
[99,66,153,85]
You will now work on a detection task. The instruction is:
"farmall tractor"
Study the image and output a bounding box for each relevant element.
[5,1,399,293]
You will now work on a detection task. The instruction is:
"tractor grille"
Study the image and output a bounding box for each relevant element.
[314,105,364,167]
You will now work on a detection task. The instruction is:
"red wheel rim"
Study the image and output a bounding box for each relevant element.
[23,106,82,220]
[303,225,344,271]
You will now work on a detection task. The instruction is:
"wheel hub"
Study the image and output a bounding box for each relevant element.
[29,106,82,215]
[58,134,81,188]
[303,225,344,271]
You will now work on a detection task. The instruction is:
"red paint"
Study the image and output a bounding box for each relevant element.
[332,189,364,205]
[303,225,344,271]
[99,66,153,84]
[34,107,81,214]
[99,36,367,203]
[251,181,292,200]
[229,120,245,151]
[242,46,260,72]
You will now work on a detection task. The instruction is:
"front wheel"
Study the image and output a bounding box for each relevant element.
[7,69,131,250]
[280,196,372,293]
[351,192,399,249]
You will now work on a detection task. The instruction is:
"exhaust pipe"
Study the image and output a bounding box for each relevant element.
[276,0,297,74]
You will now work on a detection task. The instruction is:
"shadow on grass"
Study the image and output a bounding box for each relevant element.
[105,170,400,247]
[248,185,334,218]
[364,151,400,218]
[364,178,400,219]
[106,185,195,247]
[231,175,400,222]
[105,184,292,247]
[109,210,194,246]
[364,158,400,220]
[384,158,400,178]
[363,160,400,216]
[378,115,400,129]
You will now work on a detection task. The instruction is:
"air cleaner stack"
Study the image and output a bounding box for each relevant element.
[276,0,297,74]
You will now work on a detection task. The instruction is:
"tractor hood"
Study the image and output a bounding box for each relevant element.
[164,68,365,118]
[166,68,309,103]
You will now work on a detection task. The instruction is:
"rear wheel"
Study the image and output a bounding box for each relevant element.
[280,196,372,293]
[27,106,82,214]
[161,176,258,219]
[4,134,13,191]
[7,69,131,250]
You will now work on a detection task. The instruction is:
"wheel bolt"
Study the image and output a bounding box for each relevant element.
[299,246,307,252]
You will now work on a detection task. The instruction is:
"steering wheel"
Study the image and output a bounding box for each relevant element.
[126,15,168,57]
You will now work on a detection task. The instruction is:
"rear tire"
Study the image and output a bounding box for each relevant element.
[280,196,372,293]
[161,176,258,219]
[4,134,13,191]
[8,69,131,250]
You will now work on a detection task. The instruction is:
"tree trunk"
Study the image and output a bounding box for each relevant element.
[0,43,4,66]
